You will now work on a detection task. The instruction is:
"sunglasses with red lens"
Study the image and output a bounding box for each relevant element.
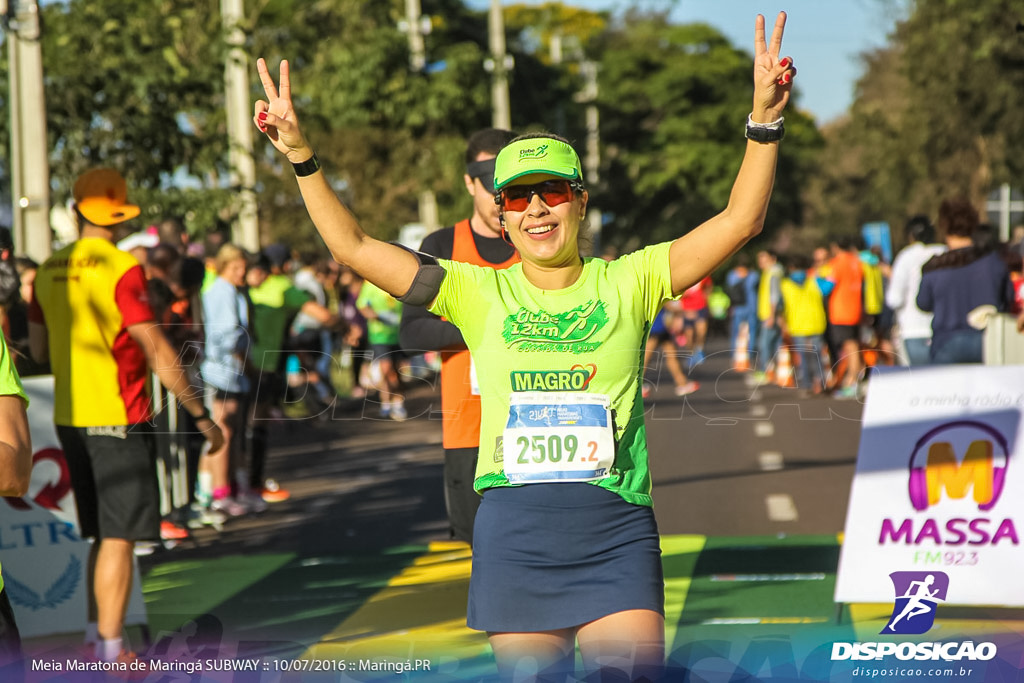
[495,180,583,212]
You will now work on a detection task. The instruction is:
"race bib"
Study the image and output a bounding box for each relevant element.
[503,392,615,483]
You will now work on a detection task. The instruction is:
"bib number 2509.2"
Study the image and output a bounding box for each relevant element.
[515,434,599,465]
[502,391,614,483]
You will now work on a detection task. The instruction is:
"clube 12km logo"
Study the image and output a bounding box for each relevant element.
[831,571,997,663]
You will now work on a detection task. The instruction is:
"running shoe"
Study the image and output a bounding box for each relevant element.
[689,349,706,369]
[133,541,157,557]
[160,520,189,541]
[833,385,858,400]
[210,496,249,517]
[641,385,652,399]
[238,491,268,514]
[674,381,700,396]
[261,478,292,503]
[380,404,392,419]
[390,401,408,422]
[186,503,226,529]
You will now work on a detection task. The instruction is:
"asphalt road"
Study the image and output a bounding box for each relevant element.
[644,340,865,536]
[144,333,865,563]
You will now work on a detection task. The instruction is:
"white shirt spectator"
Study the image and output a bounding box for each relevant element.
[886,241,947,340]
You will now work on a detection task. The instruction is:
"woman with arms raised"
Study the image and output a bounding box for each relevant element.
[254,12,794,681]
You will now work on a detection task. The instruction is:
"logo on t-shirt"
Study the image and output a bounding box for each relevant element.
[502,300,608,353]
[510,363,597,392]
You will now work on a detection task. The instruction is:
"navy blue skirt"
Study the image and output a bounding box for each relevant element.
[467,483,664,633]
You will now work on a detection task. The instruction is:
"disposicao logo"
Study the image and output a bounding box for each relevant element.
[883,571,948,635]
[831,570,997,663]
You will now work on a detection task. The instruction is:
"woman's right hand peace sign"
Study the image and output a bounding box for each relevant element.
[752,12,795,123]
[254,58,312,162]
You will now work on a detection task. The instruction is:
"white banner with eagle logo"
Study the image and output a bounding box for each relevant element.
[0,376,146,638]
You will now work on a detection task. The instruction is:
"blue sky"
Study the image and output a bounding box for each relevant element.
[467,0,910,124]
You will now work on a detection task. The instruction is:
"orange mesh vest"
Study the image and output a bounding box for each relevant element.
[441,219,519,448]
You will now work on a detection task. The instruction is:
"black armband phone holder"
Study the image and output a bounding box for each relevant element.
[391,243,446,306]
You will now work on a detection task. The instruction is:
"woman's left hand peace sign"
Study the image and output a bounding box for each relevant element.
[254,58,313,162]
[752,12,796,122]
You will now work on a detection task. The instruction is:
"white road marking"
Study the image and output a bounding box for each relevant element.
[754,421,774,437]
[750,404,768,417]
[758,451,784,471]
[765,493,799,521]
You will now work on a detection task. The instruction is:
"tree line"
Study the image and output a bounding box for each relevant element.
[0,0,1020,253]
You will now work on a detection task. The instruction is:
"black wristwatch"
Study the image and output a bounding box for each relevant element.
[745,114,785,143]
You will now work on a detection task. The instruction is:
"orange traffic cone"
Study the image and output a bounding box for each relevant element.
[733,322,751,371]
[775,345,796,388]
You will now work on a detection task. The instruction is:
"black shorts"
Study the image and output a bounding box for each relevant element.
[829,324,859,347]
[252,370,286,406]
[57,425,160,542]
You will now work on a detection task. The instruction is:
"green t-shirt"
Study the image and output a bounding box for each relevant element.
[356,282,402,346]
[248,274,312,372]
[0,333,28,593]
[429,241,673,507]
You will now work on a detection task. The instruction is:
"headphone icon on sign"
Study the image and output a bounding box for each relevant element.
[907,420,1009,512]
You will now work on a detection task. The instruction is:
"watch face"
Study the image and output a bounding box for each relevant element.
[745,124,785,143]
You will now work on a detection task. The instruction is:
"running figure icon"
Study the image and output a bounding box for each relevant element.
[887,574,944,632]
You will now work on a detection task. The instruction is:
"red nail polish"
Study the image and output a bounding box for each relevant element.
[784,73,792,84]
[780,57,791,68]
[258,112,268,122]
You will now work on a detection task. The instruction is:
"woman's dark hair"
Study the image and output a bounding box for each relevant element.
[937,197,979,238]
[904,215,934,244]
[14,257,38,277]
[0,259,19,308]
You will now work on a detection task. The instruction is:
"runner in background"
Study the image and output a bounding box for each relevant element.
[754,248,783,381]
[680,275,712,369]
[29,169,222,663]
[399,128,518,547]
[642,298,699,397]
[253,12,793,677]
[246,248,335,501]
[779,253,832,395]
[356,281,407,421]
[825,236,864,399]
[725,254,759,369]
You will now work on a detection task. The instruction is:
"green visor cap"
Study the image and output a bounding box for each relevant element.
[493,138,584,191]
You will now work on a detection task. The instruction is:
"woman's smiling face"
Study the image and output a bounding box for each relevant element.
[499,173,588,267]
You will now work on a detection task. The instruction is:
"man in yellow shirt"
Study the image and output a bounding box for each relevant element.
[29,169,223,663]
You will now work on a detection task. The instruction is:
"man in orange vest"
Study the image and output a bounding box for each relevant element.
[399,128,517,546]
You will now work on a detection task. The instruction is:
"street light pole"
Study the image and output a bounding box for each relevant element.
[398,0,439,232]
[575,60,601,255]
[221,0,259,252]
[486,0,512,129]
[4,0,52,261]
[403,0,427,72]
